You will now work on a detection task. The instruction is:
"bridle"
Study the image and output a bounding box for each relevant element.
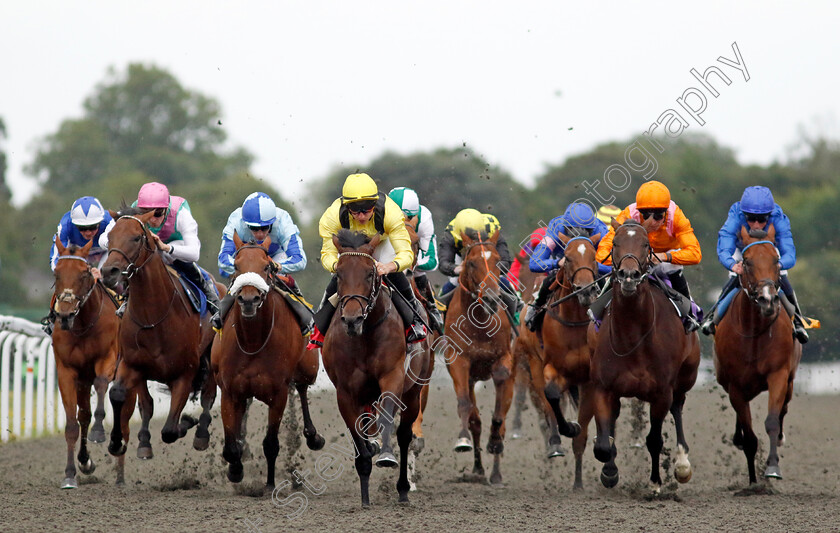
[230,244,279,311]
[733,240,782,337]
[337,251,381,322]
[611,225,652,291]
[460,239,498,302]
[105,215,156,279]
[53,255,103,335]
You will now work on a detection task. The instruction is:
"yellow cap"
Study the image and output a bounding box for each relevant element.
[454,208,486,233]
[596,204,621,224]
[342,173,379,204]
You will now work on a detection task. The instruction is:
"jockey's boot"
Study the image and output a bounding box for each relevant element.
[415,274,444,335]
[392,288,427,343]
[525,275,553,332]
[200,275,221,315]
[211,293,235,330]
[306,325,325,350]
[498,288,522,327]
[115,301,127,318]
[667,270,699,333]
[785,291,809,344]
[307,279,338,350]
[40,311,56,336]
[700,276,740,336]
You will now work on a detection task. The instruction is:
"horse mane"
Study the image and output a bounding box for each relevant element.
[65,243,83,255]
[621,219,641,227]
[565,227,591,238]
[748,228,768,239]
[464,228,488,241]
[336,229,372,250]
[116,200,144,219]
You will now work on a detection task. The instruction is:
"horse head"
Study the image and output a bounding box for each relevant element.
[459,228,502,313]
[333,230,382,337]
[52,236,96,330]
[739,224,781,317]
[231,231,274,319]
[611,218,652,296]
[557,230,602,307]
[101,207,158,290]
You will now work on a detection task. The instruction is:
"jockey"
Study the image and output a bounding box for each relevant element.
[507,225,546,290]
[437,208,523,326]
[596,204,622,225]
[593,180,702,333]
[42,196,113,334]
[211,192,310,332]
[387,186,445,334]
[102,182,220,317]
[700,186,809,343]
[306,173,428,350]
[523,202,611,332]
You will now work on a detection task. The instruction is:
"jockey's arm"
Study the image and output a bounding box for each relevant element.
[416,208,438,271]
[669,211,702,265]
[529,236,557,274]
[716,203,742,270]
[49,220,67,271]
[773,210,796,270]
[217,235,236,278]
[437,232,458,277]
[318,201,342,273]
[164,208,200,263]
[495,232,513,274]
[274,210,307,274]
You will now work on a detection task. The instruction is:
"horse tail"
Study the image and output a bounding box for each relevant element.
[190,349,211,400]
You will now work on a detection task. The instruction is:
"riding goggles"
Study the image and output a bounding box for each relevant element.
[639,209,666,221]
[347,200,376,214]
[142,207,168,218]
[248,224,272,232]
[76,224,99,232]
[745,213,769,223]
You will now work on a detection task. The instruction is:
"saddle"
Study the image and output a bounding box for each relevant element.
[166,265,211,315]
[647,271,704,325]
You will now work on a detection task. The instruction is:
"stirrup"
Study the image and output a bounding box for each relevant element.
[793,318,809,344]
[211,312,223,330]
[700,318,715,336]
[115,302,126,318]
[306,327,324,351]
[41,316,54,335]
[406,323,427,343]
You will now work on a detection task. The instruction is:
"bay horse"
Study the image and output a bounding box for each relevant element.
[589,219,700,491]
[539,233,603,489]
[101,208,222,484]
[211,232,325,490]
[445,229,514,485]
[714,225,802,484]
[321,230,431,507]
[51,237,118,488]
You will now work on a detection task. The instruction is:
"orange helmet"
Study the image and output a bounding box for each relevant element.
[635,181,671,209]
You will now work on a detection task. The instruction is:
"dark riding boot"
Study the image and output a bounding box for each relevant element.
[40,310,56,335]
[525,275,553,332]
[387,272,427,343]
[286,297,315,336]
[700,276,740,336]
[666,270,699,333]
[211,293,235,330]
[177,261,220,314]
[415,275,444,335]
[587,286,612,323]
[779,278,809,344]
[308,276,338,350]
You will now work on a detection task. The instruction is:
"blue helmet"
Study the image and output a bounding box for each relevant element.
[562,202,597,228]
[740,186,775,214]
[70,196,106,226]
[241,192,277,227]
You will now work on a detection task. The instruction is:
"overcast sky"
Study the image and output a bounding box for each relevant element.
[2,1,838,210]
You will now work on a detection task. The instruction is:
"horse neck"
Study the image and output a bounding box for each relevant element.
[555,270,587,321]
[731,289,782,333]
[127,252,180,317]
[610,280,654,327]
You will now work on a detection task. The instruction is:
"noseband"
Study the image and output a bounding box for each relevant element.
[337,251,380,321]
[54,255,98,318]
[611,227,651,289]
[230,244,279,310]
[106,216,155,278]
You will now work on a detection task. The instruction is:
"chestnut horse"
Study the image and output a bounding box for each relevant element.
[540,233,602,489]
[714,225,802,484]
[101,209,221,483]
[321,230,432,507]
[51,237,118,488]
[211,232,325,490]
[590,219,700,491]
[445,229,514,485]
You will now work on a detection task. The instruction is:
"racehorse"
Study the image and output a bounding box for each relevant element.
[445,229,515,485]
[713,225,802,484]
[100,208,222,483]
[589,219,700,491]
[321,230,431,506]
[51,237,119,488]
[539,232,602,489]
[211,232,325,490]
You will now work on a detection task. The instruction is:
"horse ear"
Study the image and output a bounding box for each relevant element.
[261,236,272,250]
[332,233,342,252]
[55,235,67,256]
[489,230,500,243]
[461,231,472,245]
[641,216,655,232]
[610,217,620,230]
[80,238,94,257]
[556,232,571,245]
[738,225,751,245]
[233,231,244,249]
[765,223,776,242]
[139,210,156,224]
[368,233,382,249]
[108,209,118,220]
[589,233,601,245]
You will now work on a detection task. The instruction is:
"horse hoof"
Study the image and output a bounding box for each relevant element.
[60,477,78,489]
[89,426,106,443]
[137,446,154,460]
[116,477,125,487]
[398,492,410,503]
[453,437,473,453]
[561,421,581,438]
[510,431,522,440]
[675,464,693,483]
[306,433,326,451]
[600,469,619,488]
[227,465,244,483]
[649,482,662,495]
[108,441,127,457]
[764,465,783,479]
[375,451,398,468]
[486,439,504,455]
[264,483,274,495]
[547,443,567,458]
[79,458,96,475]
[410,437,425,454]
[193,436,210,451]
[490,472,503,486]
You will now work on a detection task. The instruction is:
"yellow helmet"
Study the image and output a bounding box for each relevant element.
[484,214,501,235]
[596,204,621,224]
[454,208,486,233]
[342,173,379,204]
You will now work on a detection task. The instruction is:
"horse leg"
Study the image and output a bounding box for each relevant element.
[161,376,193,444]
[764,370,789,479]
[240,398,253,460]
[488,353,514,485]
[646,397,670,491]
[397,392,421,503]
[111,385,138,486]
[529,349,557,453]
[448,356,474,452]
[733,419,745,450]
[193,370,216,451]
[410,382,430,449]
[778,374,795,447]
[136,382,154,459]
[670,391,692,483]
[545,371,581,439]
[88,375,108,444]
[593,387,620,488]
[572,382,595,490]
[75,379,96,477]
[221,392,247,483]
[57,364,80,489]
[264,389,288,491]
[728,389,759,485]
[468,383,485,477]
[337,397,376,507]
[295,383,325,451]
[509,346,529,439]
[374,371,406,468]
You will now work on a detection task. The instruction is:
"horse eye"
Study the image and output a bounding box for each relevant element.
[133,236,142,243]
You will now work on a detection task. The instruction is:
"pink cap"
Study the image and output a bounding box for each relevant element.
[137,182,170,208]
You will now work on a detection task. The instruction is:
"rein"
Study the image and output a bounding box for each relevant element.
[608,284,657,357]
[234,298,277,356]
[733,240,782,338]
[460,240,497,302]
[337,251,381,323]
[54,256,108,337]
